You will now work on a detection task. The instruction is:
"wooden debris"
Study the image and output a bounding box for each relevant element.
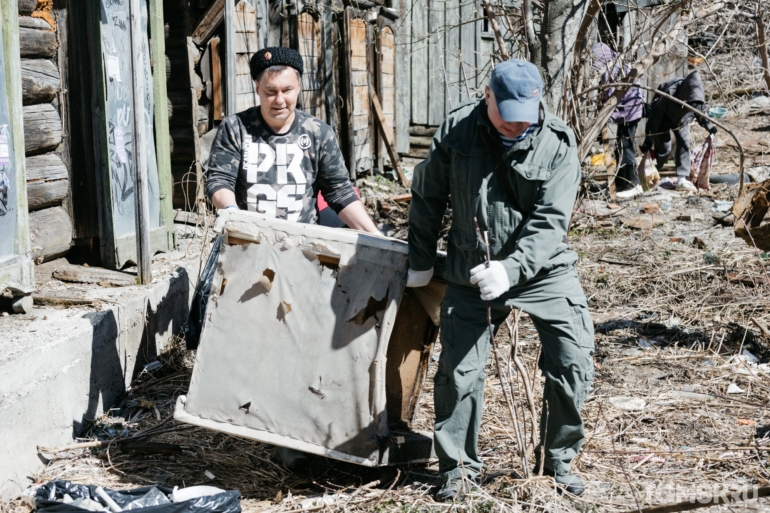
[370,87,408,187]
[191,0,224,46]
[386,193,412,203]
[53,264,137,287]
[726,271,769,286]
[676,211,702,222]
[733,178,770,250]
[643,203,659,215]
[621,214,667,230]
[692,237,707,249]
[32,294,96,307]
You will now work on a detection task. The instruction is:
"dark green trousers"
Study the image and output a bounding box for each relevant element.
[434,266,594,481]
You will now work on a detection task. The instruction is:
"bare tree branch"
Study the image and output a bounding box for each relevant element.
[481,0,510,61]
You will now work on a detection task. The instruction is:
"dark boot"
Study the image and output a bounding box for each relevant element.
[435,475,477,502]
[534,466,585,496]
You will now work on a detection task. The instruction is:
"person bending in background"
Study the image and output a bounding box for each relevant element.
[593,43,646,199]
[641,70,717,191]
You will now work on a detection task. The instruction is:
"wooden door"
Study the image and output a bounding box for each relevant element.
[0,0,34,296]
[90,0,173,269]
[297,11,324,121]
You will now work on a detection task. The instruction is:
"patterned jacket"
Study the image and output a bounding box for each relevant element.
[205,108,358,223]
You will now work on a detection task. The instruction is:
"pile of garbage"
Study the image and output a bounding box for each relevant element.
[31,480,240,513]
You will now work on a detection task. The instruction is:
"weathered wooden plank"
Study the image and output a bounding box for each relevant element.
[18,16,53,30]
[150,0,175,250]
[297,10,323,120]
[25,153,67,181]
[385,288,438,423]
[428,0,445,125]
[371,87,408,186]
[410,135,433,147]
[224,0,236,116]
[445,0,460,109]
[23,103,62,155]
[410,125,437,136]
[234,29,257,53]
[19,26,56,58]
[191,0,223,46]
[211,37,223,120]
[21,58,59,105]
[411,0,428,125]
[18,0,36,15]
[53,263,137,286]
[395,0,410,154]
[27,178,68,210]
[459,0,477,93]
[28,206,73,262]
[26,153,68,210]
[129,0,151,284]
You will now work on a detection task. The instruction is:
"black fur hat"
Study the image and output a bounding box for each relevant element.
[250,47,304,80]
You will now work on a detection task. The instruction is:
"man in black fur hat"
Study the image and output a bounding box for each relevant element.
[206,46,377,231]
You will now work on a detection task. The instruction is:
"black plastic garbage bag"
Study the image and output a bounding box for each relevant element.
[35,480,241,513]
[184,236,222,350]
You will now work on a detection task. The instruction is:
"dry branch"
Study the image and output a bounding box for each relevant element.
[481,0,510,61]
[578,1,727,160]
[757,6,770,92]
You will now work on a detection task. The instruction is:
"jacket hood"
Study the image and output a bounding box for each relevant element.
[676,70,706,104]
[664,71,706,124]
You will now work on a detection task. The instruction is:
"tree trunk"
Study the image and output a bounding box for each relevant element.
[535,0,591,113]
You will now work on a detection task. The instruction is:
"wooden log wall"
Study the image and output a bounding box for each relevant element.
[18,3,72,263]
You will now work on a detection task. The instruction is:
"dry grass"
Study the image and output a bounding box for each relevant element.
[5,178,769,512]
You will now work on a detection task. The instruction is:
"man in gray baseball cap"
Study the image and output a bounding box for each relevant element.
[406,59,594,500]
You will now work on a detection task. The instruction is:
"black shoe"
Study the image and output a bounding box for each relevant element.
[435,476,477,502]
[535,467,585,496]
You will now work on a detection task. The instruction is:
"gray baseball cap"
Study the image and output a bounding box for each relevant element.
[490,59,543,123]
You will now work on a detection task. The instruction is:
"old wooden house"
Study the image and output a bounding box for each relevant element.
[8,0,691,306]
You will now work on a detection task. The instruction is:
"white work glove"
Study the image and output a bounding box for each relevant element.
[406,268,434,287]
[470,261,510,301]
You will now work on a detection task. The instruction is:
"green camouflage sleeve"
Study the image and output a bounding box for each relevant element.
[205,116,242,199]
[315,124,358,213]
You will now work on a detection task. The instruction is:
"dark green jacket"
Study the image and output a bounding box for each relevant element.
[408,99,580,289]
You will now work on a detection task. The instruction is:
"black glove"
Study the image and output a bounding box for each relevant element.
[708,126,717,135]
[642,103,652,118]
[640,141,652,153]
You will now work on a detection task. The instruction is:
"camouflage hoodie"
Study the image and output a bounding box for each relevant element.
[205,107,358,223]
